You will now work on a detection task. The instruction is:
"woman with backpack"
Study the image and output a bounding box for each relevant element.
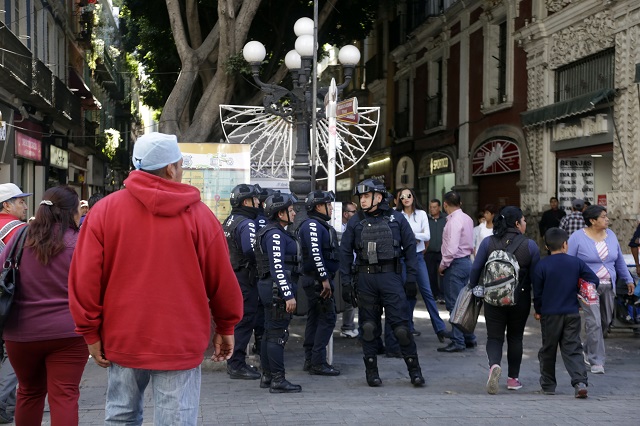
[468,206,540,395]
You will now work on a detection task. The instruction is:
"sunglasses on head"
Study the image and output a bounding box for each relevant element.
[399,194,412,200]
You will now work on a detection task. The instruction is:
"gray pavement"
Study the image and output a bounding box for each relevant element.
[38,303,640,425]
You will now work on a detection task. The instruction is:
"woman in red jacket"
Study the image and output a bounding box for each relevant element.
[0,186,87,425]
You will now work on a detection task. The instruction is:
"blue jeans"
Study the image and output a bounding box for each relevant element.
[407,255,446,334]
[0,344,16,417]
[442,256,476,348]
[105,363,201,426]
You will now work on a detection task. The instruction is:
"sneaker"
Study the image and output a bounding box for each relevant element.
[574,382,588,398]
[591,365,605,374]
[583,352,590,367]
[340,329,358,339]
[486,364,501,395]
[542,389,555,395]
[507,377,523,390]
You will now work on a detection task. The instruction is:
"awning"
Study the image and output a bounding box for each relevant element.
[69,68,101,110]
[520,88,615,128]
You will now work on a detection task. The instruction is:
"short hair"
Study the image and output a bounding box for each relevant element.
[544,227,568,252]
[549,197,559,203]
[583,205,606,227]
[342,201,356,211]
[584,201,591,207]
[430,199,441,206]
[484,204,499,215]
[443,191,461,207]
[477,210,485,220]
[88,193,104,209]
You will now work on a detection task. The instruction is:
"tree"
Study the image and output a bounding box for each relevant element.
[121,0,380,142]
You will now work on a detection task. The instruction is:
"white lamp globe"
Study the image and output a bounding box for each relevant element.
[285,50,302,70]
[243,41,266,63]
[295,34,315,58]
[294,17,314,36]
[338,45,361,66]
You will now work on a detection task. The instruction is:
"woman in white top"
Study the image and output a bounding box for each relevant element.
[474,204,498,256]
[396,188,447,342]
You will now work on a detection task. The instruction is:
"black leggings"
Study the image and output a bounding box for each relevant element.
[483,291,531,378]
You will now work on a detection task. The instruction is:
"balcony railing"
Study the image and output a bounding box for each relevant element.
[95,46,125,100]
[54,76,81,123]
[0,24,32,91]
[32,59,53,105]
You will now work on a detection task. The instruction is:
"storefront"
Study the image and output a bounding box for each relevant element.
[417,151,455,204]
[48,144,69,188]
[472,139,521,209]
[550,112,613,212]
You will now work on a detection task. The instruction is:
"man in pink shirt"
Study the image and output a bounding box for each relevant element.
[437,191,477,352]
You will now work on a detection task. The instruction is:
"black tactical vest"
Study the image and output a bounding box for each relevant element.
[255,223,302,279]
[298,218,340,261]
[222,214,252,271]
[356,210,400,264]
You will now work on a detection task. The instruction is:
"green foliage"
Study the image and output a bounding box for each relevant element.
[121,0,380,110]
[102,128,122,160]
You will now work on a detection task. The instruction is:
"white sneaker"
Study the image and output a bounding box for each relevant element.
[591,364,605,374]
[583,353,590,367]
[340,329,358,338]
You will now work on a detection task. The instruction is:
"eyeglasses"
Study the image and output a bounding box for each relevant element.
[399,194,412,200]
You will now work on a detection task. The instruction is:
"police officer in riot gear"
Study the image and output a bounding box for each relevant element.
[339,179,425,387]
[299,190,341,376]
[251,187,280,356]
[254,193,302,393]
[223,184,262,380]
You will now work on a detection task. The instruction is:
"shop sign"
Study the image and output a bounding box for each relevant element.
[597,194,607,207]
[557,158,594,212]
[15,131,42,161]
[50,145,69,169]
[553,114,609,142]
[419,153,453,177]
[0,122,6,141]
[336,177,352,192]
[472,140,520,176]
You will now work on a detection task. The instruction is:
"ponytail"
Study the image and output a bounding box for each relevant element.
[493,206,523,238]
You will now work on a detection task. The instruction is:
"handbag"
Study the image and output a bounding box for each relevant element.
[0,226,28,332]
[578,278,599,305]
[450,285,483,335]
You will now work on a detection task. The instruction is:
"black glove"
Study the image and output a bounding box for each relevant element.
[404,281,418,299]
[342,283,353,304]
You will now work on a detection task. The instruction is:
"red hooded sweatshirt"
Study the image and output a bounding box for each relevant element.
[69,171,243,370]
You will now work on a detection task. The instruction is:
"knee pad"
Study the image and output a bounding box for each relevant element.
[361,321,377,342]
[266,328,289,347]
[393,325,411,346]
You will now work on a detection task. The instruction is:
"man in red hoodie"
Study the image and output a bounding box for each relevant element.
[69,132,243,426]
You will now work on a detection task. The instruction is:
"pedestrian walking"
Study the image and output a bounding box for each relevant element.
[532,227,598,398]
[1,186,88,425]
[426,199,447,303]
[339,179,425,387]
[69,132,243,425]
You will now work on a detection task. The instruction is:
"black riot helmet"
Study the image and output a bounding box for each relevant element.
[258,187,279,204]
[305,190,335,211]
[230,184,261,208]
[353,178,388,212]
[264,193,298,221]
[353,179,387,197]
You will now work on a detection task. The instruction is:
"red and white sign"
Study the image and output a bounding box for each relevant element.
[597,194,607,206]
[15,131,42,162]
[472,139,520,176]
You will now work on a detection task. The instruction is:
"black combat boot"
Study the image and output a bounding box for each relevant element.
[404,355,425,386]
[269,372,302,393]
[260,371,272,389]
[363,356,382,387]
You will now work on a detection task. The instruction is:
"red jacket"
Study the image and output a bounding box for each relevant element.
[69,171,243,370]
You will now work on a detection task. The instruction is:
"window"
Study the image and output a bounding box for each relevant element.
[555,48,614,102]
[483,18,511,109]
[395,78,411,139]
[425,59,443,129]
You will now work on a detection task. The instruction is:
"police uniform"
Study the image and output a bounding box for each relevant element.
[339,179,425,387]
[298,192,340,375]
[223,186,261,380]
[255,193,302,393]
[251,210,268,355]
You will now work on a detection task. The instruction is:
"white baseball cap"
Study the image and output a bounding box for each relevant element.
[132,132,182,171]
[0,183,32,204]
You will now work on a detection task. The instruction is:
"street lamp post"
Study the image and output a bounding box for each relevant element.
[242,17,361,201]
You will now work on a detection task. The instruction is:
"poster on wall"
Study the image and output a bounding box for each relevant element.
[472,140,520,176]
[557,158,595,213]
[179,143,250,221]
